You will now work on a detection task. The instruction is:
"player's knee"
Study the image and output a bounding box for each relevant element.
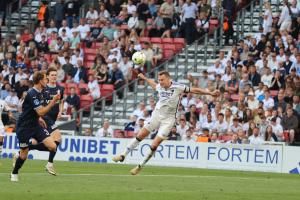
[19,149,29,160]
[47,144,57,152]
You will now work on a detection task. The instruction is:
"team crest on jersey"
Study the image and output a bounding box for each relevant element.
[34,99,40,106]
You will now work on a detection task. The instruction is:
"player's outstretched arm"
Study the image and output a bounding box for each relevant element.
[190,87,220,97]
[35,93,61,117]
[138,73,157,90]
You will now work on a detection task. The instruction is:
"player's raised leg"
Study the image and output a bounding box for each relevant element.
[112,127,150,162]
[130,135,164,175]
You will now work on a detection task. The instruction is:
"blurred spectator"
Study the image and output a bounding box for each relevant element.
[249,127,264,144]
[88,75,101,100]
[65,0,80,28]
[177,117,189,138]
[95,120,114,137]
[37,1,50,26]
[134,118,145,136]
[133,102,146,118]
[72,60,88,83]
[124,115,137,132]
[64,87,80,112]
[109,61,125,99]
[281,107,299,143]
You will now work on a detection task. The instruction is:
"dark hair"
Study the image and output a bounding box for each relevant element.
[46,66,57,75]
[33,71,46,84]
[158,71,171,78]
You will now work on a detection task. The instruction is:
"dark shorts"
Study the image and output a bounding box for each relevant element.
[44,118,58,134]
[163,18,173,30]
[16,125,50,149]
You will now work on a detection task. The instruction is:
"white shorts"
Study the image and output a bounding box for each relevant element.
[0,128,5,137]
[144,109,176,140]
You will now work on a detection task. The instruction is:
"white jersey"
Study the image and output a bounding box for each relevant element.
[155,82,189,115]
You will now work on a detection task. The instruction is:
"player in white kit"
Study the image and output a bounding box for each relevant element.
[113,71,219,175]
[0,99,12,158]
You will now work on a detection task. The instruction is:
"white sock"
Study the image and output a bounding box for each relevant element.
[139,148,155,167]
[47,162,53,167]
[122,138,141,157]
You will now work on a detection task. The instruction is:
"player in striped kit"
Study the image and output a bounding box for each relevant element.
[113,71,219,175]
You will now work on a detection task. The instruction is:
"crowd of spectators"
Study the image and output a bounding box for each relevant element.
[92,0,300,146]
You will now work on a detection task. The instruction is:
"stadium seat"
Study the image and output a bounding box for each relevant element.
[231,94,239,102]
[220,135,232,142]
[100,84,114,101]
[113,129,124,138]
[150,37,162,44]
[78,83,88,90]
[162,38,174,44]
[85,55,95,62]
[163,44,176,51]
[84,61,94,68]
[173,38,185,52]
[139,37,150,43]
[125,131,135,138]
[270,90,278,97]
[84,48,97,55]
[93,42,102,48]
[120,24,128,30]
[58,82,66,89]
[80,95,94,111]
[163,49,175,60]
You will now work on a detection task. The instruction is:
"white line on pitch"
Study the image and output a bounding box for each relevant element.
[0,173,272,181]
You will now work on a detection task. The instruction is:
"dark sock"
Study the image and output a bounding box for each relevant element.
[29,143,49,151]
[12,157,26,174]
[48,141,60,163]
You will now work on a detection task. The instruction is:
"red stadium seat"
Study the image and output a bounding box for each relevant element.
[93,42,102,48]
[85,55,95,62]
[78,83,88,90]
[173,38,185,45]
[163,44,176,51]
[58,82,66,89]
[84,61,94,68]
[163,49,175,60]
[139,37,150,43]
[270,90,278,97]
[125,131,135,138]
[220,135,232,142]
[80,95,93,111]
[150,37,162,44]
[173,38,185,52]
[120,24,128,30]
[162,38,174,44]
[231,94,239,102]
[84,48,97,55]
[100,84,114,101]
[114,129,125,138]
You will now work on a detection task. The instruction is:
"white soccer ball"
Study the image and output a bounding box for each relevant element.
[132,51,146,65]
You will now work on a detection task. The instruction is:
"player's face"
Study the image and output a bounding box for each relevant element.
[48,71,57,84]
[158,75,171,88]
[40,74,48,88]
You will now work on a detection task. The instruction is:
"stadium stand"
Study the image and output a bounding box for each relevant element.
[0,0,299,146]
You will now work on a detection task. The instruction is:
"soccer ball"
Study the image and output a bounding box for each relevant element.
[132,51,146,65]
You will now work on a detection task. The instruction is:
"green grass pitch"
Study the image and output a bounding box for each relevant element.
[0,159,299,200]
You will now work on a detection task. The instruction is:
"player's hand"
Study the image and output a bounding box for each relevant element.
[53,93,61,102]
[138,73,146,80]
[211,90,220,97]
[57,112,62,120]
[39,117,47,128]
